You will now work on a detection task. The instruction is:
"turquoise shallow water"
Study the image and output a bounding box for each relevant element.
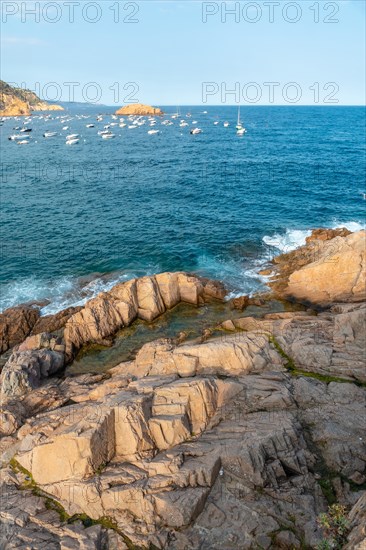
[1,105,365,313]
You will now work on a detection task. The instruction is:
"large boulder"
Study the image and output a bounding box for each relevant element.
[133,332,282,378]
[0,305,40,353]
[1,349,64,396]
[21,409,115,485]
[269,230,366,305]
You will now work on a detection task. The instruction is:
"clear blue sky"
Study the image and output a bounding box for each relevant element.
[1,0,365,105]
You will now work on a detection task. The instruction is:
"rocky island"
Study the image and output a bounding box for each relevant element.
[0,229,365,549]
[0,80,64,117]
[115,103,163,116]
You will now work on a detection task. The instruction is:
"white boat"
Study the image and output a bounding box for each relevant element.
[66,134,79,140]
[128,125,138,129]
[236,106,243,130]
[119,123,126,128]
[147,129,159,135]
[180,122,189,127]
[8,134,27,141]
[101,132,115,139]
[236,128,246,135]
[66,138,79,145]
[43,132,58,138]
[192,121,198,125]
[190,128,202,135]
[20,127,32,133]
[86,124,95,128]
[17,139,30,145]
[214,121,219,125]
[62,126,69,130]
[223,121,230,127]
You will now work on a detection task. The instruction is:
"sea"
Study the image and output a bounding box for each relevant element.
[1,105,365,315]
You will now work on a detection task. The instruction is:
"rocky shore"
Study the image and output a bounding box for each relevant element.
[0,229,365,549]
[0,80,64,117]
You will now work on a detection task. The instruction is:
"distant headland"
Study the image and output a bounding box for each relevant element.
[115,103,163,116]
[0,80,64,117]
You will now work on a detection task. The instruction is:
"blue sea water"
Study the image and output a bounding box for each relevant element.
[1,106,365,313]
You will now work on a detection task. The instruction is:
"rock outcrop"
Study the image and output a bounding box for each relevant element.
[63,273,226,360]
[115,103,163,116]
[1,297,365,548]
[1,347,64,397]
[268,229,366,305]
[30,101,64,111]
[305,227,351,244]
[346,493,366,549]
[0,80,64,116]
[0,305,40,354]
[221,302,366,383]
[31,306,82,336]
[0,230,365,549]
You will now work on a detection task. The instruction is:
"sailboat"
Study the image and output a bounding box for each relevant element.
[236,106,242,130]
[236,106,247,134]
[172,106,181,119]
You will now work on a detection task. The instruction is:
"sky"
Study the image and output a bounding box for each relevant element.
[1,0,365,105]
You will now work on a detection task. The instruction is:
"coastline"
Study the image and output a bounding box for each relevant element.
[1,221,364,316]
[0,227,365,548]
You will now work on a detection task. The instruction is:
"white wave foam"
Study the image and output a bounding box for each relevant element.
[330,220,365,232]
[0,269,156,315]
[2,221,364,314]
[263,220,365,254]
[263,229,311,253]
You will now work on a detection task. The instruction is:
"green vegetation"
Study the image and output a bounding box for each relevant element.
[268,335,296,372]
[317,504,350,550]
[9,458,152,550]
[268,335,365,386]
[0,79,45,109]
